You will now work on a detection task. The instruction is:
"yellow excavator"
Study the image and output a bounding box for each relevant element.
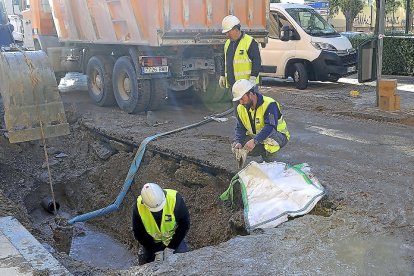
[0,0,68,143]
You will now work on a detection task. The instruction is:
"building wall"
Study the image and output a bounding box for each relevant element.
[327,5,409,32]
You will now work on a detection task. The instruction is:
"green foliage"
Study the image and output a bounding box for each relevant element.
[402,0,414,10]
[385,0,402,14]
[329,0,365,30]
[270,0,281,3]
[349,35,414,76]
[382,37,414,75]
[328,0,340,19]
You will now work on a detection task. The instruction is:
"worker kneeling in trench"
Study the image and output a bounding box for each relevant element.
[132,183,190,264]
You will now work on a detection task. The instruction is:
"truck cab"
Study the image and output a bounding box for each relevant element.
[260,3,357,89]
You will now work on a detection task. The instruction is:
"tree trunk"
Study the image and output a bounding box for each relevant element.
[344,11,353,31]
[375,0,380,34]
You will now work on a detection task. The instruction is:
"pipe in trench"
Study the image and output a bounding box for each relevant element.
[68,108,233,224]
[41,197,60,214]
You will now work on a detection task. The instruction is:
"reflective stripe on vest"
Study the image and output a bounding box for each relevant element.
[237,96,290,153]
[137,189,177,246]
[224,34,260,88]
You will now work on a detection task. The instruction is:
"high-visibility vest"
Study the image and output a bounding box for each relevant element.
[224,34,260,88]
[137,189,177,246]
[237,96,290,153]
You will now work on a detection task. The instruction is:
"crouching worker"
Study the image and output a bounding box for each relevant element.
[132,183,190,264]
[232,79,290,165]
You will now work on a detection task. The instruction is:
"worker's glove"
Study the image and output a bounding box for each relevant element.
[249,76,257,85]
[231,142,242,153]
[154,251,164,262]
[232,142,248,169]
[219,76,226,88]
[164,247,174,261]
[163,248,176,262]
[236,148,248,169]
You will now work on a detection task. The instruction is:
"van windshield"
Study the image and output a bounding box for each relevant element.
[286,8,339,37]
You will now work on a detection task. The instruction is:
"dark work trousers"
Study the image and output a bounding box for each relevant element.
[139,239,189,264]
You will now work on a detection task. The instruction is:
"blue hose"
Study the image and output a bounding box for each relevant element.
[68,108,233,224]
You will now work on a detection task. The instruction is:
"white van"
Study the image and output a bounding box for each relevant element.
[260,3,357,89]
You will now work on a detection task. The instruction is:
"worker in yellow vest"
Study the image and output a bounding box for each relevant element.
[132,183,190,264]
[219,15,261,90]
[231,79,290,164]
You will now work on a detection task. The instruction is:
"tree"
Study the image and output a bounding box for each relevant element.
[402,0,413,32]
[385,0,402,30]
[386,0,402,14]
[328,0,341,20]
[329,0,365,31]
[270,0,281,3]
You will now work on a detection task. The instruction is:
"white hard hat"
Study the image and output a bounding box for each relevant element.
[232,79,255,101]
[222,15,240,33]
[141,183,166,212]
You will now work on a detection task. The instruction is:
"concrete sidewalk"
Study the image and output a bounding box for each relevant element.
[0,216,71,276]
[339,75,414,93]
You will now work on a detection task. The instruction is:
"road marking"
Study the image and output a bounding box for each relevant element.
[306,126,372,144]
[307,126,414,157]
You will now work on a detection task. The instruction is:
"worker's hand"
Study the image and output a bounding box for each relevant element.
[154,251,164,262]
[249,76,257,85]
[244,139,256,152]
[163,248,176,262]
[219,76,226,88]
[231,142,242,153]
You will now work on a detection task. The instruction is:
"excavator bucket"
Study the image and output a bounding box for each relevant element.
[0,50,69,143]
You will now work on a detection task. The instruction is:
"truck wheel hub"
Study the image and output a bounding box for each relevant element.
[124,78,131,93]
[95,74,103,90]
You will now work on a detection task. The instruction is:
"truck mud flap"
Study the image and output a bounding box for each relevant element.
[0,50,69,143]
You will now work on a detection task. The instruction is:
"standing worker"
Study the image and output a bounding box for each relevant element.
[132,183,190,264]
[219,15,261,90]
[231,79,290,166]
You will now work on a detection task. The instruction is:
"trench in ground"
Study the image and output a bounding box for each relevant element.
[2,125,337,271]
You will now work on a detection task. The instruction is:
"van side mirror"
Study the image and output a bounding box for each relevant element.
[280,25,291,42]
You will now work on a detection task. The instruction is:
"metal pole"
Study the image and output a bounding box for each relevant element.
[406,0,411,34]
[376,0,386,107]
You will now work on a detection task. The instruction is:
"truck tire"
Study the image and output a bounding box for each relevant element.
[113,56,150,113]
[87,56,116,106]
[292,63,308,90]
[148,79,167,110]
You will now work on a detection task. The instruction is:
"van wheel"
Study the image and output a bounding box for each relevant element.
[293,63,308,90]
[112,56,150,113]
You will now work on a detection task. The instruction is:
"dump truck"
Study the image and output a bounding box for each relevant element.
[18,0,269,113]
[0,0,69,144]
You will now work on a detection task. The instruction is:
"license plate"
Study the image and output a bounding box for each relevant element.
[347,66,356,73]
[142,66,168,74]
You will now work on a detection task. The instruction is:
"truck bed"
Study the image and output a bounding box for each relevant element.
[49,0,269,46]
